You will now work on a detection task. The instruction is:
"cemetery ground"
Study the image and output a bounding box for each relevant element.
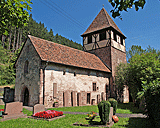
[0,103,153,128]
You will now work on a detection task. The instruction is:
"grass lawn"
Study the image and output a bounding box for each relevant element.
[48,102,143,114]
[0,103,151,128]
[116,102,143,114]
[76,117,152,128]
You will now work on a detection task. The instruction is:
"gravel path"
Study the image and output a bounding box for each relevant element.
[23,106,147,118]
[62,111,147,118]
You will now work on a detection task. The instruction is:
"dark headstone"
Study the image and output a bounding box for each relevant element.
[3,87,14,103]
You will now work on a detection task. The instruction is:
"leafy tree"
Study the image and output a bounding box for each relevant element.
[0,0,32,35]
[127,45,160,60]
[108,0,146,18]
[116,45,160,103]
[127,45,145,60]
[0,42,15,85]
[141,79,160,127]
[48,29,54,41]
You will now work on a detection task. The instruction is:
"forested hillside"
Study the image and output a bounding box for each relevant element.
[0,14,83,85]
[1,14,83,51]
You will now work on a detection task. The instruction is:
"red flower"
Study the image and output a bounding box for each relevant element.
[32,110,63,119]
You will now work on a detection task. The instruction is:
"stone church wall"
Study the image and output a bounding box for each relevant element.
[111,46,126,77]
[44,63,110,107]
[15,39,41,106]
[111,46,127,101]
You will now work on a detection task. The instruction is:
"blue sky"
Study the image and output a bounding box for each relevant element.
[29,0,160,51]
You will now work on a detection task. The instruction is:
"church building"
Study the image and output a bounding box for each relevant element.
[15,8,129,107]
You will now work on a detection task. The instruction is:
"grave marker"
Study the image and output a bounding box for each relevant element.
[0,102,27,122]
[33,104,45,114]
[109,107,113,124]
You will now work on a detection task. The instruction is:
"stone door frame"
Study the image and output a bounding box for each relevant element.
[21,86,30,106]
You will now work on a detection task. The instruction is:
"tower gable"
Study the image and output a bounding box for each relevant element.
[82,8,124,36]
[81,8,127,70]
[81,8,126,53]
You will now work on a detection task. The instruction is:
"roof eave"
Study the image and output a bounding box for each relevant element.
[41,60,111,74]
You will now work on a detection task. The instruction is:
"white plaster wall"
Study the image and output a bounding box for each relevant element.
[83,37,87,45]
[123,39,125,46]
[111,31,114,39]
[111,40,126,52]
[44,64,109,107]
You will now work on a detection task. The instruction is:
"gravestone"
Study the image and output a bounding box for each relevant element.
[58,91,63,107]
[33,104,45,115]
[97,94,100,104]
[109,107,113,124]
[101,92,106,101]
[0,101,27,122]
[29,104,66,121]
[3,87,14,103]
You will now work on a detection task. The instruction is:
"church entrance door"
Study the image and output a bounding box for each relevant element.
[23,88,29,106]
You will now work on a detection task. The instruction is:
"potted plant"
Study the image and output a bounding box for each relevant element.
[53,100,59,108]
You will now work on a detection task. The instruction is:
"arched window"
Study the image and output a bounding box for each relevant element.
[24,60,29,74]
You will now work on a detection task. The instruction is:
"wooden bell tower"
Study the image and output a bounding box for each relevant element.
[81,8,128,102]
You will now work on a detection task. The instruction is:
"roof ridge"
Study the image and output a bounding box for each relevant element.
[102,8,110,25]
[29,35,80,51]
[103,8,123,34]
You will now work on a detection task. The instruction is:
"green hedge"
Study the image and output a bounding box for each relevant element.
[145,87,160,127]
[108,98,118,115]
[98,100,111,124]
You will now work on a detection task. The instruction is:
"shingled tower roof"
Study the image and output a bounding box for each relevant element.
[82,8,124,36]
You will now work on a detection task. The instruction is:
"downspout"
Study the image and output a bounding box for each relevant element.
[42,61,48,105]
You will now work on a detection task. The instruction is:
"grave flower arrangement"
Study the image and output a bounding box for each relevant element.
[86,111,97,121]
[33,110,63,119]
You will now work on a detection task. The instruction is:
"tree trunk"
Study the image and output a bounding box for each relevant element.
[2,35,6,48]
[16,28,20,50]
[12,26,16,52]
[19,28,23,48]
[8,26,12,50]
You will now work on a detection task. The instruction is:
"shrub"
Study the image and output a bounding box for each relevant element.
[98,100,111,124]
[108,98,118,115]
[145,86,160,127]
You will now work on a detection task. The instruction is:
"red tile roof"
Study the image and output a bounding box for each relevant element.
[82,8,124,36]
[28,35,111,73]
